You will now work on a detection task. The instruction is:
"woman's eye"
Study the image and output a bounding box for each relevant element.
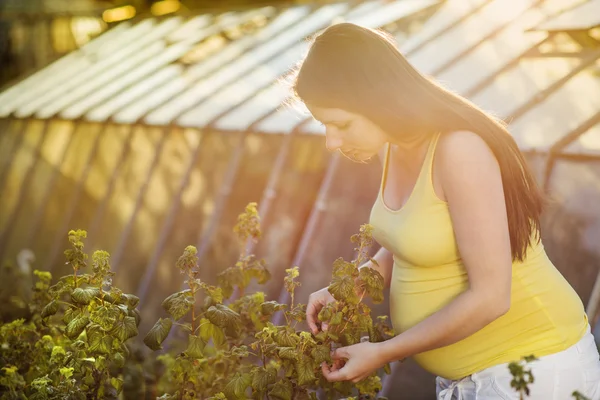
[338,122,351,130]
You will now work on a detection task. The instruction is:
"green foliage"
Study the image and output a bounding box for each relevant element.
[0,230,141,399]
[1,204,393,399]
[508,355,591,400]
[145,202,394,399]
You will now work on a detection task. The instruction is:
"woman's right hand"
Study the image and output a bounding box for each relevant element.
[306,287,336,334]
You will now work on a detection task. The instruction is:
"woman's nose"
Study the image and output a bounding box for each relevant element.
[325,134,343,152]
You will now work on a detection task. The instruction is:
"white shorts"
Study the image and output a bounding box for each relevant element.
[436,325,600,399]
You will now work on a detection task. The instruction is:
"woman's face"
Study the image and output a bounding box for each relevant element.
[306,105,388,163]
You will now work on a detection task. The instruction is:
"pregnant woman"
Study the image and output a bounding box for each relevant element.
[297,23,600,399]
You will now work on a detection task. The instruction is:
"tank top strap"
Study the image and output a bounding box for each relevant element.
[416,131,443,202]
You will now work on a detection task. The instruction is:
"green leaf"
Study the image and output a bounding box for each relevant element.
[277,347,298,361]
[261,301,286,315]
[50,346,66,364]
[90,306,118,330]
[355,374,382,396]
[63,307,81,324]
[65,315,90,339]
[87,325,113,354]
[224,372,251,399]
[143,318,173,351]
[176,245,198,274]
[71,287,100,305]
[41,300,59,319]
[199,318,225,347]
[59,367,74,379]
[273,328,300,347]
[311,344,331,365]
[358,267,385,304]
[328,274,359,304]
[295,356,316,385]
[251,366,277,392]
[247,261,271,284]
[123,293,140,309]
[330,312,343,326]
[206,304,241,330]
[128,308,141,327]
[314,331,327,342]
[317,306,332,322]
[110,316,138,342]
[185,334,205,358]
[110,377,123,393]
[161,290,194,321]
[269,380,293,400]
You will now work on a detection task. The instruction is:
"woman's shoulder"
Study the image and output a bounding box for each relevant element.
[436,130,499,173]
[435,130,502,197]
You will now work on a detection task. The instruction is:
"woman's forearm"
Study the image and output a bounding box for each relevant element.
[359,246,393,288]
[377,288,509,364]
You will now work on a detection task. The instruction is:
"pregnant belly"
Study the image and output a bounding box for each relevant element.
[389,264,469,333]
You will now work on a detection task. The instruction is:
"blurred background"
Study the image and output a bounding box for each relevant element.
[0,0,599,398]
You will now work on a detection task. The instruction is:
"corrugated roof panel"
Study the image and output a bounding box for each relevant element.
[211,0,439,133]
[435,7,548,94]
[167,15,213,41]
[10,19,164,118]
[409,0,535,75]
[471,57,582,119]
[399,0,491,54]
[347,0,437,27]
[0,22,133,116]
[342,0,386,21]
[86,65,184,122]
[253,99,310,134]
[509,69,600,151]
[534,0,600,32]
[112,7,306,124]
[62,24,231,121]
[213,83,290,131]
[178,40,310,127]
[185,0,438,129]
[37,41,167,119]
[32,18,185,119]
[145,3,349,126]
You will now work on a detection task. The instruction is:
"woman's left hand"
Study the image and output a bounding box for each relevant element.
[321,341,386,383]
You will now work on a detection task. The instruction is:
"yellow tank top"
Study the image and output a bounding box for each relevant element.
[369,132,588,380]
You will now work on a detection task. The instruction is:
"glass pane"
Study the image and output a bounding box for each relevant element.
[535,0,600,31]
[11,19,162,118]
[343,0,385,21]
[62,39,196,119]
[32,18,185,119]
[348,0,438,27]
[471,57,581,120]
[254,99,310,134]
[145,3,349,126]
[119,7,308,125]
[409,0,535,75]
[214,83,289,131]
[178,41,309,127]
[399,0,490,54]
[0,22,133,117]
[436,7,548,94]
[167,15,212,42]
[86,65,183,122]
[509,70,600,151]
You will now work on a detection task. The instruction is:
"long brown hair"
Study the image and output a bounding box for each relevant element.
[292,23,544,262]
